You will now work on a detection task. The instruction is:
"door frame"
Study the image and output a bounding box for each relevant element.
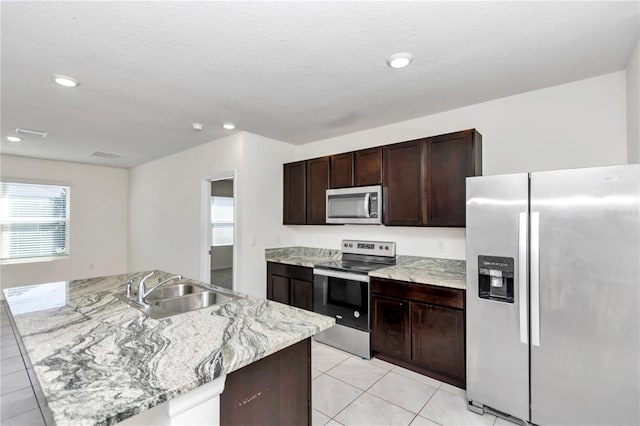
[200,171,237,289]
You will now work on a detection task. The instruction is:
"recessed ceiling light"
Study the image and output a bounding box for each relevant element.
[222,122,236,130]
[53,74,80,87]
[192,123,204,131]
[386,52,414,69]
[6,136,21,142]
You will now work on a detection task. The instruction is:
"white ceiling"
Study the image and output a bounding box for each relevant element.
[1,1,638,168]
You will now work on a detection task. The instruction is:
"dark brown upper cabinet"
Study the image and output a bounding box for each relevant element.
[283,161,306,225]
[283,129,481,227]
[355,147,382,186]
[306,157,330,224]
[424,129,482,227]
[329,152,354,188]
[383,140,424,226]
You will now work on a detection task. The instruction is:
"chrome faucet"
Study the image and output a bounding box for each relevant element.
[135,271,182,307]
[125,279,134,298]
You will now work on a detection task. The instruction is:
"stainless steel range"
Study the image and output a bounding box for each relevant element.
[313,240,396,359]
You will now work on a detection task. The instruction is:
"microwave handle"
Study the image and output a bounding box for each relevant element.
[364,193,371,218]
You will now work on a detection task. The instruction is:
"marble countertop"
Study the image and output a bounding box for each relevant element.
[3,271,334,426]
[370,256,466,289]
[265,247,466,289]
[265,246,340,268]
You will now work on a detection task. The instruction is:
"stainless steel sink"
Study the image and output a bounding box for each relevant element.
[151,291,235,316]
[114,283,236,319]
[144,284,206,302]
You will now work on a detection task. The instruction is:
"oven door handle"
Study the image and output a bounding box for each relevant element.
[313,268,370,283]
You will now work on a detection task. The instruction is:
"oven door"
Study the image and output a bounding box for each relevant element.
[313,268,369,331]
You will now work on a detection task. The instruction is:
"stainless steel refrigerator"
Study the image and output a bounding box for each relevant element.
[465,164,639,425]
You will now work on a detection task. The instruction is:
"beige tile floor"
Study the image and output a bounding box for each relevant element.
[311,340,518,426]
[0,302,46,426]
[1,300,517,426]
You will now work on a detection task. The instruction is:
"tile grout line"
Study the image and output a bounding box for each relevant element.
[313,349,452,425]
[327,367,393,422]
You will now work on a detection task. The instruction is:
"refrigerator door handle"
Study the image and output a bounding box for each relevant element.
[531,211,541,347]
[518,212,529,344]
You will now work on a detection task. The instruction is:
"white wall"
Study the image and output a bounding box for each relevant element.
[128,132,295,297]
[291,72,628,260]
[627,39,640,163]
[128,133,243,281]
[235,132,296,296]
[0,155,128,288]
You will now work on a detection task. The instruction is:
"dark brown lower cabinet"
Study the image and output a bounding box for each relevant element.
[371,295,411,361]
[266,262,314,311]
[370,277,466,388]
[411,302,465,385]
[221,338,311,425]
[269,275,290,305]
[291,278,313,311]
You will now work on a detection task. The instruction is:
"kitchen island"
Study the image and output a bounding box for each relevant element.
[2,271,334,425]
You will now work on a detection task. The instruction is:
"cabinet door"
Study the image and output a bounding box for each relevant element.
[411,302,465,385]
[371,295,411,360]
[306,157,330,224]
[283,161,306,224]
[291,279,313,311]
[355,147,382,186]
[221,338,310,426]
[383,140,424,225]
[270,275,290,305]
[424,130,482,227]
[330,153,354,188]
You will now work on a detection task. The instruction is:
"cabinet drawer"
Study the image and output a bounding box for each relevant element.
[370,277,464,310]
[267,262,314,282]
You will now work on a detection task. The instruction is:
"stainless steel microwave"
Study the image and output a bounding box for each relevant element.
[325,185,382,224]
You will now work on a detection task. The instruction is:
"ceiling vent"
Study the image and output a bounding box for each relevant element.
[15,128,48,138]
[91,151,123,159]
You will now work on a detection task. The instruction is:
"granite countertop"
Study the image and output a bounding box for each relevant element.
[265,246,340,268]
[265,247,466,289]
[3,271,334,426]
[370,256,466,289]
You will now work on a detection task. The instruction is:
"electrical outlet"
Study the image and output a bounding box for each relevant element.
[438,241,445,253]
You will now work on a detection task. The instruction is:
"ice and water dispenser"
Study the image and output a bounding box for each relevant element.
[478,256,514,303]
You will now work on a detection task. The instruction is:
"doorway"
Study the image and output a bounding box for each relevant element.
[209,177,234,290]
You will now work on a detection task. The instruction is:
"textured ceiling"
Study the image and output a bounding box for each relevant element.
[1,1,638,168]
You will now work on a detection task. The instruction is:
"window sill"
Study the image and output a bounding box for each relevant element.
[1,255,69,265]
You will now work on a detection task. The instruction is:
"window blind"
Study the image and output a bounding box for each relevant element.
[211,196,234,246]
[0,181,70,261]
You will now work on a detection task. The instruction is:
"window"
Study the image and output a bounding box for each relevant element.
[0,181,70,262]
[211,196,233,246]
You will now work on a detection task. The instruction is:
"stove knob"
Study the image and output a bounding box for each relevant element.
[385,246,389,250]
[379,245,383,250]
[354,311,360,319]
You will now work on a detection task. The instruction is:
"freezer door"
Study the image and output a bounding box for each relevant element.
[530,164,640,425]
[466,173,529,421]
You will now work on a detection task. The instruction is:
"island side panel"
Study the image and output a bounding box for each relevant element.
[220,337,311,425]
